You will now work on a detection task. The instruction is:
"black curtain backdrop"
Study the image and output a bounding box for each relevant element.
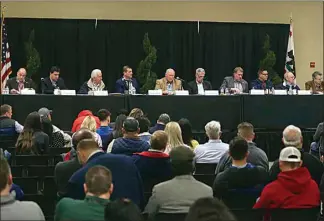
[6,18,289,92]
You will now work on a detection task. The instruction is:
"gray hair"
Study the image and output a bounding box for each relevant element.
[158,113,170,125]
[91,69,102,78]
[205,121,221,139]
[165,68,175,75]
[282,125,302,147]
[196,68,205,74]
[312,71,322,79]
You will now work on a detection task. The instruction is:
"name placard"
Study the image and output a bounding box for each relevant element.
[148,90,162,96]
[60,90,76,96]
[20,88,36,95]
[174,90,189,96]
[298,90,311,95]
[250,89,265,95]
[274,90,287,95]
[204,90,219,96]
[93,90,108,96]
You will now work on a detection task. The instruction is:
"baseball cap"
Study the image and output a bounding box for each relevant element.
[279,146,301,162]
[123,117,139,132]
[38,107,52,117]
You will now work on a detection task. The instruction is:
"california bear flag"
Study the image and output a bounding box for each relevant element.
[285,18,295,74]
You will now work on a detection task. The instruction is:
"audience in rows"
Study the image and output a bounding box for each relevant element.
[96,109,113,150]
[80,116,103,148]
[164,121,184,153]
[179,118,199,149]
[149,113,170,134]
[71,110,100,133]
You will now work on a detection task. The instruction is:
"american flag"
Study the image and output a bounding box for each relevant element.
[1,17,12,85]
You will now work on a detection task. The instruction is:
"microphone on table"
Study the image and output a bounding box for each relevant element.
[176,77,185,82]
[40,78,45,94]
[176,77,186,90]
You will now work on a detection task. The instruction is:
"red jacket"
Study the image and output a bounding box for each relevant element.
[71,110,100,133]
[254,167,320,209]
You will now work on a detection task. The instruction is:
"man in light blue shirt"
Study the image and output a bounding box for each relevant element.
[194,121,229,163]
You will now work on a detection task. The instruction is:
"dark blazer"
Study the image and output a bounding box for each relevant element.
[275,83,300,90]
[149,123,165,134]
[6,77,37,91]
[187,80,212,94]
[55,157,82,198]
[41,77,67,94]
[67,152,144,208]
[250,79,273,90]
[115,78,140,94]
[220,76,249,93]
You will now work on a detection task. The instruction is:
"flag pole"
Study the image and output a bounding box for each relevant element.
[0,3,3,93]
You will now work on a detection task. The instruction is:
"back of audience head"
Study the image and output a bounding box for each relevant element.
[122,117,140,136]
[186,197,236,221]
[113,114,127,139]
[150,131,168,152]
[229,137,249,161]
[81,116,97,133]
[84,166,113,199]
[77,139,100,165]
[279,146,303,172]
[138,116,150,134]
[157,113,170,125]
[97,109,111,124]
[72,128,94,148]
[128,108,144,119]
[0,104,12,118]
[237,122,254,142]
[170,145,195,176]
[282,125,302,149]
[178,118,194,147]
[117,109,129,116]
[0,157,12,195]
[105,199,143,221]
[41,116,53,139]
[205,121,221,140]
[16,112,42,152]
[165,121,184,149]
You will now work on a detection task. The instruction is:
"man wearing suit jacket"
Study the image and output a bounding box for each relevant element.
[5,68,37,94]
[54,128,94,198]
[187,68,212,95]
[305,71,324,94]
[67,139,144,208]
[115,66,140,94]
[220,67,249,94]
[275,72,300,91]
[145,145,213,217]
[41,66,67,94]
[155,68,182,95]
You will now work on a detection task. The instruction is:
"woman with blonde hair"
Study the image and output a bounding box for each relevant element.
[80,116,103,148]
[164,121,184,153]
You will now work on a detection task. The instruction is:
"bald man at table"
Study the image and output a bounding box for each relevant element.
[155,68,182,95]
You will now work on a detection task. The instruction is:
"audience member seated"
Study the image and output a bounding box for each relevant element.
[41,117,65,149]
[41,66,67,94]
[0,104,23,138]
[110,117,150,156]
[269,125,323,186]
[144,146,213,217]
[78,69,107,94]
[105,199,144,221]
[106,114,127,152]
[179,118,199,149]
[254,146,320,209]
[164,122,184,153]
[132,131,172,191]
[149,113,170,134]
[80,116,103,148]
[128,108,144,119]
[96,109,113,151]
[138,117,151,143]
[213,137,268,206]
[16,112,49,155]
[55,128,94,197]
[305,71,324,94]
[194,121,228,164]
[38,107,72,147]
[71,110,100,133]
[5,68,37,93]
[216,122,268,174]
[250,69,273,90]
[67,139,144,207]
[275,72,300,90]
[55,166,113,221]
[0,157,45,220]
[185,198,236,221]
[310,121,324,159]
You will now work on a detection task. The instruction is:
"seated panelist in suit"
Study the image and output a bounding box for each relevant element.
[78,69,107,94]
[275,72,300,90]
[187,68,212,95]
[115,66,140,94]
[155,68,182,95]
[5,68,37,94]
[250,69,274,90]
[41,66,67,94]
[305,71,324,94]
[220,67,249,94]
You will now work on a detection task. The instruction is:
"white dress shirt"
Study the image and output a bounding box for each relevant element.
[15,121,24,133]
[194,139,229,163]
[197,82,205,95]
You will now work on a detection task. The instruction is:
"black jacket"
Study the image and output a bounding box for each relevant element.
[16,131,49,155]
[41,77,67,94]
[187,80,212,94]
[6,77,37,91]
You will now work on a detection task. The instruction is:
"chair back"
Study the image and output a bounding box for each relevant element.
[193,174,215,187]
[154,213,187,221]
[270,207,319,221]
[195,163,217,174]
